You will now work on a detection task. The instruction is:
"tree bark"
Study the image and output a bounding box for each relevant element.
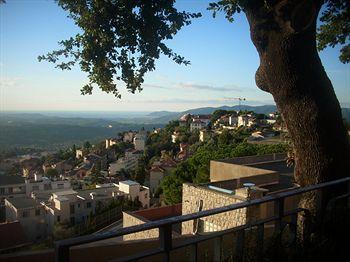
[245,2,350,214]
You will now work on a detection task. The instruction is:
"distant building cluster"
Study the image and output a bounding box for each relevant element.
[0,108,292,253]
[2,175,149,242]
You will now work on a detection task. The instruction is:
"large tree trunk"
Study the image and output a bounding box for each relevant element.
[245,2,350,214]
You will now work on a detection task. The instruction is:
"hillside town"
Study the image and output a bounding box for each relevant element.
[0,109,292,252]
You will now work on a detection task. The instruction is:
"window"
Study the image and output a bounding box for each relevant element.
[77,203,81,208]
[0,188,4,195]
[57,215,61,222]
[13,187,22,193]
[70,204,75,214]
[70,217,75,225]
[22,211,29,218]
[35,209,40,216]
[86,202,91,208]
[8,187,13,194]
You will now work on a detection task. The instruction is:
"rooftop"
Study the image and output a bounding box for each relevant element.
[217,153,287,165]
[0,175,25,186]
[6,197,41,210]
[120,180,139,186]
[206,173,296,196]
[247,160,293,175]
[52,189,78,196]
[131,204,182,221]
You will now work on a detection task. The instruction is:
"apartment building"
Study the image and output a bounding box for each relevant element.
[105,138,118,149]
[5,198,47,242]
[25,173,71,196]
[44,180,149,231]
[109,149,143,175]
[0,176,26,202]
[0,174,71,221]
[190,119,207,131]
[133,133,146,151]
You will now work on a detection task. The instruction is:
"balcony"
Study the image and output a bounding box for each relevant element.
[1,176,349,262]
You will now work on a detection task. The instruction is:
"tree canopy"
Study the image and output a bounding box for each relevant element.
[39,0,349,97]
[38,0,201,97]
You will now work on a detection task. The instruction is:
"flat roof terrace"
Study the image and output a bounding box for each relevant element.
[131,204,182,221]
[6,197,41,210]
[210,153,294,182]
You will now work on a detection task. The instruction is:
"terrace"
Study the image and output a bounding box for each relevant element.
[1,176,349,262]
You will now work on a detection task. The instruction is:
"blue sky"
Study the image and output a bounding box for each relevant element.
[0,0,349,112]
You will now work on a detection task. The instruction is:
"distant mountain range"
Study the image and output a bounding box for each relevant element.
[1,105,349,150]
[145,105,350,124]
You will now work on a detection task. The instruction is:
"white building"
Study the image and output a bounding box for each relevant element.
[5,198,47,242]
[0,174,71,202]
[238,115,249,127]
[133,133,146,151]
[118,180,149,207]
[25,174,71,197]
[229,115,238,126]
[266,119,277,125]
[44,181,149,230]
[199,130,212,142]
[171,131,180,143]
[190,119,207,131]
[76,149,84,159]
[109,149,142,175]
[105,138,118,149]
[0,176,26,203]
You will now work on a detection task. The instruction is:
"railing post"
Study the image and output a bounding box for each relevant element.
[289,212,298,246]
[257,223,264,257]
[187,243,197,262]
[348,180,350,208]
[55,242,69,262]
[274,197,285,234]
[213,237,222,262]
[235,229,245,262]
[159,224,172,262]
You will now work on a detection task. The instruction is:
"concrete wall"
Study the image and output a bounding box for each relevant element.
[138,187,150,208]
[210,161,275,182]
[149,171,164,194]
[132,204,182,221]
[122,212,158,241]
[5,201,47,242]
[181,183,247,235]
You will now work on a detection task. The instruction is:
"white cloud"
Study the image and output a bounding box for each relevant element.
[142,81,244,92]
[0,76,21,88]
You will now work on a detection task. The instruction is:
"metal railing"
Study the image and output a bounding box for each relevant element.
[55,176,350,262]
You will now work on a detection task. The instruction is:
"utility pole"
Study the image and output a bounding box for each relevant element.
[232,97,246,112]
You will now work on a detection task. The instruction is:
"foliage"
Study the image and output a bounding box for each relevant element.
[46,168,59,178]
[145,121,179,161]
[208,0,349,64]
[39,0,201,97]
[317,0,350,63]
[83,141,92,149]
[211,109,228,123]
[129,163,146,184]
[111,141,133,158]
[161,138,288,204]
